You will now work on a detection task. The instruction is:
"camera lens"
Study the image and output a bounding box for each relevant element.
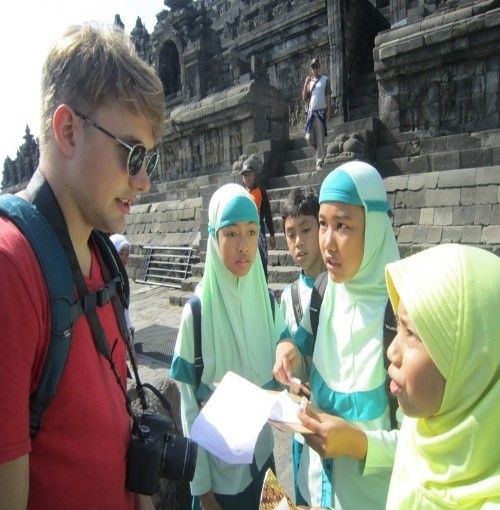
[161,433,197,482]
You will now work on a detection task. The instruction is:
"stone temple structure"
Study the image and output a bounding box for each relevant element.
[3,0,500,293]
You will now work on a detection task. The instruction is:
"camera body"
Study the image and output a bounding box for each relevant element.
[126,410,197,495]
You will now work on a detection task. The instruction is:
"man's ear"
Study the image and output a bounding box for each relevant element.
[52,104,78,159]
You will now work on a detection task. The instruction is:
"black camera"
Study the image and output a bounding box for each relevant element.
[125,410,197,495]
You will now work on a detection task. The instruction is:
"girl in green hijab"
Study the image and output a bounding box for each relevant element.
[275,161,400,509]
[384,243,500,508]
[171,183,290,510]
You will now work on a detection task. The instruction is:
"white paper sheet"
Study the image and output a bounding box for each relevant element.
[190,371,301,464]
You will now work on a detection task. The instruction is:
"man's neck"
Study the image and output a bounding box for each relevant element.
[40,167,93,277]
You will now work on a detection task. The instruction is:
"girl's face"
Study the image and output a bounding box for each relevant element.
[217,221,259,277]
[284,214,322,277]
[318,202,365,283]
[387,300,446,418]
[241,170,256,189]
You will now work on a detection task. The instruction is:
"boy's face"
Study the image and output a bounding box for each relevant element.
[241,170,255,189]
[69,101,154,235]
[387,300,446,418]
[284,214,321,275]
[318,202,365,283]
[217,221,259,277]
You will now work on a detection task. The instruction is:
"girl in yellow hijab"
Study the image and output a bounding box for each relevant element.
[385,243,500,508]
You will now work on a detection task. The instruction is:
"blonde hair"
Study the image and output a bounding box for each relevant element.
[40,24,165,150]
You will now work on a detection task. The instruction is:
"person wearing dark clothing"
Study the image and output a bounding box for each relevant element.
[237,155,276,281]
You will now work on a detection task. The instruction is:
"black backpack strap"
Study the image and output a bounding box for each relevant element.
[188,296,203,390]
[91,231,130,342]
[93,230,130,308]
[309,272,328,340]
[268,289,276,320]
[383,300,399,429]
[290,280,303,328]
[0,194,78,438]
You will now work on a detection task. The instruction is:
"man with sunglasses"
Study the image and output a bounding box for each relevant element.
[0,24,165,510]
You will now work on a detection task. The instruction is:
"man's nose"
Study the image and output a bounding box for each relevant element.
[129,165,151,194]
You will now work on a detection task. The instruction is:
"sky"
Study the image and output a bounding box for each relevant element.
[0,1,166,167]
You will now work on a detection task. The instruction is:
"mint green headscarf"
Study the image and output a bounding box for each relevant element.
[385,244,500,508]
[195,183,277,387]
[312,161,400,405]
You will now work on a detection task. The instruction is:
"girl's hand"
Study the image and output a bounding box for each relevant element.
[298,404,368,460]
[273,340,299,384]
[199,491,223,510]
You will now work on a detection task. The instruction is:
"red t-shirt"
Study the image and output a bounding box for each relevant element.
[0,218,134,509]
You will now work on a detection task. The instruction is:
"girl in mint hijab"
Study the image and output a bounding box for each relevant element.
[385,243,500,509]
[275,161,400,509]
[171,183,290,510]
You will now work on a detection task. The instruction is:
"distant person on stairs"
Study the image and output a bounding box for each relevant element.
[303,58,332,171]
[110,233,135,339]
[235,154,276,281]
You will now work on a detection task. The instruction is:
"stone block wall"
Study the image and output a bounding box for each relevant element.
[375,1,500,134]
[156,79,288,182]
[385,166,500,255]
[124,196,203,278]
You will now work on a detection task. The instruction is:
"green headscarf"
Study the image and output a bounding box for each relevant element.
[385,244,500,508]
[311,161,399,410]
[196,183,278,387]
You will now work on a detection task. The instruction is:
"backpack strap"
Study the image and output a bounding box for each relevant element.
[188,296,203,391]
[383,300,399,429]
[0,194,78,438]
[309,272,328,340]
[91,230,130,342]
[188,289,275,394]
[290,280,303,328]
[268,289,276,320]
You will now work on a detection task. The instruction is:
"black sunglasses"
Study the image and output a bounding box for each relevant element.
[74,110,159,177]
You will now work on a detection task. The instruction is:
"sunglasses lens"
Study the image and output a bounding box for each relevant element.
[146,152,159,176]
[128,145,146,176]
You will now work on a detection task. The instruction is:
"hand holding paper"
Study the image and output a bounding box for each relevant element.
[190,371,310,464]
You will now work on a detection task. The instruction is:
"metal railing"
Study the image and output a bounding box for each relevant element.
[136,245,194,288]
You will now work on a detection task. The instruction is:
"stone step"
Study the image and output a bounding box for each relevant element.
[287,117,381,150]
[268,172,324,189]
[138,171,234,204]
[268,265,301,283]
[180,276,200,292]
[283,158,317,175]
[126,231,199,253]
[268,250,295,267]
[284,146,316,162]
[377,147,499,176]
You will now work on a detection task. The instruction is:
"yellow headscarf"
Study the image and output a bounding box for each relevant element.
[385,244,500,508]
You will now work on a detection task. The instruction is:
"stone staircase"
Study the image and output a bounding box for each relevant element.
[376,128,500,176]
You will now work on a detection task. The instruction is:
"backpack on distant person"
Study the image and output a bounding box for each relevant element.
[308,272,399,428]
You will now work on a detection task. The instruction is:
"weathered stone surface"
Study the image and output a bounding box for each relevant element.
[481,225,500,244]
